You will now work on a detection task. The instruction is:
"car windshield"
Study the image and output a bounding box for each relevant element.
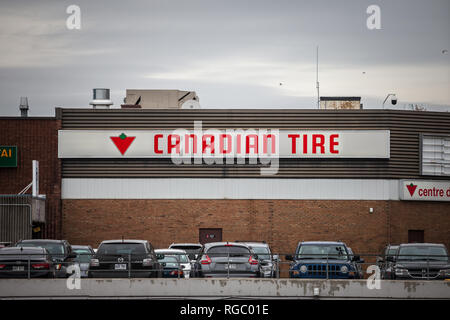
[387,247,398,257]
[158,256,179,268]
[397,246,448,262]
[170,245,202,260]
[17,242,65,255]
[250,247,271,260]
[207,246,251,258]
[73,248,93,263]
[97,243,146,256]
[161,253,189,263]
[296,244,349,260]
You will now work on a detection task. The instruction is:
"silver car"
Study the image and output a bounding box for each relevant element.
[72,245,95,277]
[194,242,261,278]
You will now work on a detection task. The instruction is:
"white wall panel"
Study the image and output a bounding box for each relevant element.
[62,178,400,200]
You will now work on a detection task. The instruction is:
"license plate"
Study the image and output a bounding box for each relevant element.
[224,264,237,270]
[115,264,127,270]
[13,266,25,271]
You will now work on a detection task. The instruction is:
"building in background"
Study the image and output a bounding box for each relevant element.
[320,96,362,110]
[123,89,200,109]
[1,95,449,258]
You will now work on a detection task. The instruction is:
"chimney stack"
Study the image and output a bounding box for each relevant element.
[19,97,29,117]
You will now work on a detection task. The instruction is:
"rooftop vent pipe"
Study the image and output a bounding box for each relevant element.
[19,97,29,117]
[89,88,113,108]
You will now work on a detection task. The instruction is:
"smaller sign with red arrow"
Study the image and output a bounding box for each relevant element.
[110,133,136,155]
[400,180,450,202]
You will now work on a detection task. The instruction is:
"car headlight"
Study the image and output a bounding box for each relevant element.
[340,265,348,273]
[299,265,307,273]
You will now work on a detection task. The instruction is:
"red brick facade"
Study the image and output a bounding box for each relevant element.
[0,118,61,239]
[62,199,450,255]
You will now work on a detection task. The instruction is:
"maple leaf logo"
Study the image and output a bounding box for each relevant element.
[406,183,417,197]
[110,133,135,155]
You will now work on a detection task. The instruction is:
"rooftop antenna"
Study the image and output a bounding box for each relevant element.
[316,46,320,109]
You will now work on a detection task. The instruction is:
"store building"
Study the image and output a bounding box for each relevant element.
[55,108,450,255]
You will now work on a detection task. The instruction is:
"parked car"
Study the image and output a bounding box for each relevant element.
[168,243,203,264]
[236,241,279,278]
[155,249,191,278]
[15,239,77,278]
[0,242,12,249]
[388,243,450,280]
[0,247,55,278]
[193,242,260,278]
[72,245,95,278]
[376,244,399,279]
[157,254,185,278]
[88,240,162,278]
[347,247,365,279]
[285,241,364,279]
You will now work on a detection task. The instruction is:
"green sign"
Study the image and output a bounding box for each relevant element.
[0,146,17,167]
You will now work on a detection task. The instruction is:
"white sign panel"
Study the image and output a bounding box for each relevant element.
[58,129,390,159]
[400,180,450,201]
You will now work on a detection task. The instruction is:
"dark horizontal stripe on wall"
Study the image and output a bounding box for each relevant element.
[59,109,450,179]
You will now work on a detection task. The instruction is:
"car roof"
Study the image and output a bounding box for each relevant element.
[169,243,202,247]
[299,241,347,246]
[238,242,269,247]
[155,249,187,254]
[399,243,446,247]
[18,239,65,243]
[100,240,148,244]
[0,246,47,254]
[72,245,92,249]
[203,242,250,248]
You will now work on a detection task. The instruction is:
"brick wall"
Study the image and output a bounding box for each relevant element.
[0,118,61,239]
[62,199,450,255]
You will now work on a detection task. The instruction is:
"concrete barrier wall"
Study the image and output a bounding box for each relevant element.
[1,279,449,299]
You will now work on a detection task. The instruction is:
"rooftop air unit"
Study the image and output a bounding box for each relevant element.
[89,88,113,108]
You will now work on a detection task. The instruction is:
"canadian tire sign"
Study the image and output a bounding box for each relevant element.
[400,180,450,201]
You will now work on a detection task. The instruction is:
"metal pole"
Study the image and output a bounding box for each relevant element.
[28,255,30,279]
[227,250,230,279]
[128,253,131,279]
[316,46,320,109]
[326,253,329,280]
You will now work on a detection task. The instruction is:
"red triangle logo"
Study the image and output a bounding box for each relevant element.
[406,183,417,197]
[110,133,135,155]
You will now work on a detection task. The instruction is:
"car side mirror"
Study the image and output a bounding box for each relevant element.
[351,255,360,262]
[253,254,258,260]
[156,254,165,260]
[386,256,394,262]
[285,255,294,261]
[273,254,279,261]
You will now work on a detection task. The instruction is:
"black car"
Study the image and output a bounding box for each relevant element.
[376,244,399,279]
[193,242,260,278]
[0,247,55,278]
[88,240,162,278]
[389,243,450,280]
[15,239,77,278]
[286,241,364,279]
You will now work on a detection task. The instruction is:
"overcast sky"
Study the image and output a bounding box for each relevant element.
[0,0,449,116]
